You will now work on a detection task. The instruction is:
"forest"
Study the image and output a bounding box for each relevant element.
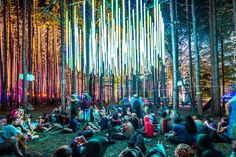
[0,0,235,115]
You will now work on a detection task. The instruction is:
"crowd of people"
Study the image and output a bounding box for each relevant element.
[0,93,235,157]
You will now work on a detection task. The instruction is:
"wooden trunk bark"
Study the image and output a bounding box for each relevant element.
[170,0,179,114]
[191,0,202,114]
[22,0,27,108]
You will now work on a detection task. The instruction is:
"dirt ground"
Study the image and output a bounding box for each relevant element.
[0,105,232,157]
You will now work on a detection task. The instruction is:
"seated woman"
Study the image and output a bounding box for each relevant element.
[215,117,230,143]
[143,115,154,138]
[122,116,134,139]
[159,112,171,135]
[184,115,198,145]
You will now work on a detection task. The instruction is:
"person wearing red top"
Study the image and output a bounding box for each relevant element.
[144,115,154,137]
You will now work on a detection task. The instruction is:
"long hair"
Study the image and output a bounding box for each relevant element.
[184,115,197,134]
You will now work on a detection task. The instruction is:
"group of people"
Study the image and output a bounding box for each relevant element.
[0,93,235,157]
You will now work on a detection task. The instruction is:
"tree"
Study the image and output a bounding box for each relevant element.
[191,0,202,114]
[22,0,27,108]
[233,0,236,33]
[28,0,32,105]
[70,0,76,94]
[2,0,8,110]
[16,0,20,107]
[186,0,194,100]
[209,0,221,115]
[169,0,179,113]
[60,0,65,112]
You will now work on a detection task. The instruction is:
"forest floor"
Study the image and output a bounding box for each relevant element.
[0,105,232,157]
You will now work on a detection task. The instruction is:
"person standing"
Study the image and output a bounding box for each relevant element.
[70,93,79,120]
[226,95,236,157]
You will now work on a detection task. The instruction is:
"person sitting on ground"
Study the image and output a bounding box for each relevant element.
[184,115,198,145]
[175,143,194,157]
[122,116,135,139]
[215,117,230,143]
[129,131,146,154]
[167,116,191,145]
[111,109,122,127]
[98,111,109,130]
[119,138,144,157]
[197,134,226,157]
[0,116,27,157]
[203,117,217,131]
[143,115,154,138]
[217,117,229,135]
[130,113,141,131]
[192,114,206,134]
[159,111,170,135]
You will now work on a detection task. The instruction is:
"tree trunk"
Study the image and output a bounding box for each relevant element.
[0,33,3,108]
[60,0,65,111]
[191,0,202,114]
[16,0,20,107]
[210,0,221,115]
[186,0,194,100]
[170,0,179,114]
[46,27,50,104]
[85,1,90,94]
[233,0,236,33]
[22,0,27,108]
[28,0,32,105]
[220,27,225,113]
[2,0,8,110]
[9,21,13,107]
[161,60,167,105]
[70,0,76,94]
